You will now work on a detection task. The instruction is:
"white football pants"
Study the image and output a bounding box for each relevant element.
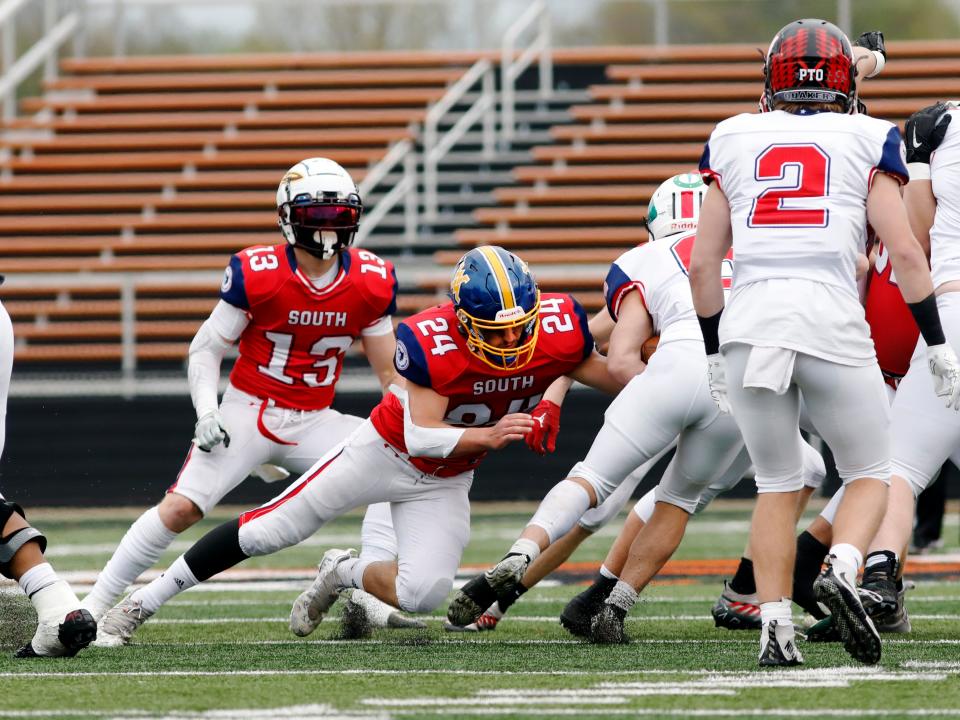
[237,419,472,613]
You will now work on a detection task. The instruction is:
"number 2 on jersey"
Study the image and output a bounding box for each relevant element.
[748,143,830,228]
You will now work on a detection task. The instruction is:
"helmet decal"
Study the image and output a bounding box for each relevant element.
[448,246,541,371]
[646,172,707,241]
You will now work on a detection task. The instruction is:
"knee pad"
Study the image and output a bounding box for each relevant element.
[632,488,656,524]
[528,479,592,544]
[567,461,618,506]
[396,574,451,614]
[0,501,47,578]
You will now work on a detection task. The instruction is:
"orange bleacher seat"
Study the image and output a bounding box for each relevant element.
[474,206,642,226]
[533,143,703,164]
[21,87,445,114]
[45,68,464,94]
[456,227,647,248]
[493,184,658,206]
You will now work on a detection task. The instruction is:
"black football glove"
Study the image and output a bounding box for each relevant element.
[854,31,886,58]
[905,102,953,165]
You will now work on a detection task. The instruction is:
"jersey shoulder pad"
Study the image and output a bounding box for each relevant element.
[604,245,650,320]
[344,248,399,318]
[221,244,292,310]
[394,304,467,389]
[539,293,593,362]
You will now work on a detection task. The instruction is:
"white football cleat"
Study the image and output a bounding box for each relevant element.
[14,609,97,658]
[94,597,154,647]
[289,548,356,637]
[340,589,426,639]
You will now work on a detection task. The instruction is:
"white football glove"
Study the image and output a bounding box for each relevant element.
[926,343,960,411]
[194,410,231,452]
[706,353,732,414]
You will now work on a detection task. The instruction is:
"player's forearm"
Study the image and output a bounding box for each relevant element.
[904,180,936,259]
[607,347,645,386]
[542,376,574,407]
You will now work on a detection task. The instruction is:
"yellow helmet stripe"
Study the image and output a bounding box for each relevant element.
[477,246,515,309]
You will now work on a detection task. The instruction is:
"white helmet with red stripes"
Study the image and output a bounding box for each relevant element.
[645,172,706,241]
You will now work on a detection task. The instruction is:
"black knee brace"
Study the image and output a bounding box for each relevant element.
[0,500,47,579]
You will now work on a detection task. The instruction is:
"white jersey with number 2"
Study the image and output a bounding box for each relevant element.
[700,109,909,366]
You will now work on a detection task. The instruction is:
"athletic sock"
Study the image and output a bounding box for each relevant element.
[84,505,177,614]
[496,581,528,613]
[21,563,80,624]
[336,557,373,591]
[598,565,619,581]
[606,580,638,612]
[132,555,198,614]
[18,562,59,599]
[759,598,793,627]
[729,557,756,595]
[829,543,863,580]
[793,531,829,619]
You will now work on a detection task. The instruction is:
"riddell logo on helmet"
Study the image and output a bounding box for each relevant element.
[495,307,525,322]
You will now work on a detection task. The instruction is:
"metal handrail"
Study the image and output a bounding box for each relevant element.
[422,57,495,221]
[500,0,551,146]
[0,0,81,121]
[355,138,417,246]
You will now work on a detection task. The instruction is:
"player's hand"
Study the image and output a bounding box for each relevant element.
[854,31,885,57]
[485,413,535,450]
[194,410,231,452]
[525,400,561,455]
[926,343,960,410]
[706,353,732,414]
[906,102,953,165]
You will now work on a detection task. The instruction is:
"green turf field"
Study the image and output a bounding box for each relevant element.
[3,502,960,719]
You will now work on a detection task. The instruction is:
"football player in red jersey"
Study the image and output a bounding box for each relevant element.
[91,158,421,644]
[0,285,98,658]
[89,246,622,643]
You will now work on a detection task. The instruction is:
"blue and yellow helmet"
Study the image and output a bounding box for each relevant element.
[449,246,541,371]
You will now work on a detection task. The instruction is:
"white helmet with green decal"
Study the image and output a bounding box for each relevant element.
[645,172,707,241]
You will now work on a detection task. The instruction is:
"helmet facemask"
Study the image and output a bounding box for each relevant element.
[455,295,541,371]
[278,199,361,260]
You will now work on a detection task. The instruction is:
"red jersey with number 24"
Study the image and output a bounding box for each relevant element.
[220,244,397,411]
[369,293,593,477]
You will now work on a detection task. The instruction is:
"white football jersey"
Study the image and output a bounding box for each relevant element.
[701,109,908,365]
[930,108,960,288]
[604,232,731,347]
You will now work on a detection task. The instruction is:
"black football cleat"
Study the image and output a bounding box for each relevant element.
[814,556,881,665]
[588,603,629,645]
[560,576,616,638]
[447,555,528,628]
[758,620,804,667]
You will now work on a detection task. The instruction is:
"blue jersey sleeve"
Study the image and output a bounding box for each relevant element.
[569,296,594,361]
[603,262,633,321]
[394,321,432,388]
[219,255,249,311]
[877,125,909,185]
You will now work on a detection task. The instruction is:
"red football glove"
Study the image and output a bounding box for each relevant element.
[526,400,561,455]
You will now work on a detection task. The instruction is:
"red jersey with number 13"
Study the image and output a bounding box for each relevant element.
[370,293,592,477]
[220,244,397,410]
